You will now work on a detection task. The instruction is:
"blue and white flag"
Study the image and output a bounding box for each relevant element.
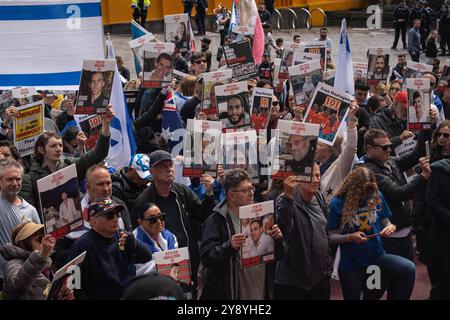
[106,38,137,170]
[334,19,354,96]
[229,0,239,35]
[0,0,104,90]
[130,19,149,75]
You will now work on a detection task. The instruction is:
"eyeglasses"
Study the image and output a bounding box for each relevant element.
[370,143,393,151]
[144,213,166,224]
[232,186,256,194]
[436,132,450,139]
[195,59,207,64]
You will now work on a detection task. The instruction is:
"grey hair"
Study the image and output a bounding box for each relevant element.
[0,159,24,179]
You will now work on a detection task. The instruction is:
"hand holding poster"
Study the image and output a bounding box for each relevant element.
[250,87,273,131]
[183,119,222,178]
[300,41,328,71]
[272,120,319,181]
[154,247,193,299]
[405,78,431,131]
[37,164,83,239]
[223,40,258,81]
[221,130,259,183]
[201,70,233,117]
[128,33,157,69]
[405,61,433,79]
[164,14,192,58]
[240,201,276,268]
[394,137,421,183]
[143,42,175,89]
[75,59,116,115]
[288,59,322,108]
[13,100,45,156]
[353,62,368,83]
[75,114,103,151]
[304,82,352,146]
[215,81,251,131]
[366,48,390,89]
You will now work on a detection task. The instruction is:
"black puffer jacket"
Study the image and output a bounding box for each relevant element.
[369,106,406,149]
[426,158,450,247]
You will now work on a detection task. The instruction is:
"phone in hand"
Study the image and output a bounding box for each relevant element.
[425,140,430,158]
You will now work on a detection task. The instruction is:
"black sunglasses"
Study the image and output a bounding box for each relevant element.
[370,143,393,151]
[436,132,450,139]
[144,213,166,224]
[94,209,121,219]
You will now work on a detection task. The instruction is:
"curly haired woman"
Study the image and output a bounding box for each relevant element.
[327,166,416,300]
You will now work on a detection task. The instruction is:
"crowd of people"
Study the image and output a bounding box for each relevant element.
[1,0,450,302]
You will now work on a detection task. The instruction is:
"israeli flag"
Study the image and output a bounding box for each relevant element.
[106,38,137,170]
[334,19,354,96]
[0,0,104,90]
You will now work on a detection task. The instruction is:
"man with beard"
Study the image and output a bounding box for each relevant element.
[222,95,251,129]
[370,55,387,80]
[284,134,314,175]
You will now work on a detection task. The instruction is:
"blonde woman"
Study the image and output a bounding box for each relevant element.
[327,166,415,300]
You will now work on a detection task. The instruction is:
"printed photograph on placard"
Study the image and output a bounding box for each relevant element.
[366,48,390,89]
[288,59,322,108]
[304,82,352,146]
[240,201,276,269]
[75,114,103,151]
[278,42,301,85]
[142,42,175,88]
[13,100,45,156]
[273,58,283,93]
[128,33,157,68]
[183,119,222,178]
[353,62,368,83]
[215,81,251,131]
[300,41,327,70]
[272,120,319,181]
[75,59,115,115]
[37,164,83,239]
[405,78,431,131]
[323,70,335,86]
[250,87,273,131]
[437,59,450,94]
[404,61,433,79]
[394,137,421,183]
[164,13,192,58]
[221,130,259,183]
[201,69,233,118]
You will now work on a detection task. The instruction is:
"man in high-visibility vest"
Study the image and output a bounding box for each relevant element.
[131,0,151,28]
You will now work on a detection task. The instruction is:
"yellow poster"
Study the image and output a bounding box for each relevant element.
[13,100,44,156]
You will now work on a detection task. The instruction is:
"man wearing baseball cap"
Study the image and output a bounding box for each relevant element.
[133,150,216,298]
[112,154,152,227]
[370,91,413,149]
[67,196,152,300]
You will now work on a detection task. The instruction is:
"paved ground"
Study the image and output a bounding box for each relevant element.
[111,26,447,79]
[112,25,434,300]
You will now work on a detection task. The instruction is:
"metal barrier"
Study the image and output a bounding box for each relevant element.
[272,8,282,30]
[310,8,328,27]
[293,7,312,30]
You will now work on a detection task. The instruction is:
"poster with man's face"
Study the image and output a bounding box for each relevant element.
[304,82,352,146]
[164,14,192,58]
[37,164,83,239]
[74,114,102,151]
[279,42,302,82]
[405,78,431,131]
[215,81,251,131]
[272,120,319,181]
[250,87,273,131]
[300,41,327,71]
[405,61,432,79]
[128,33,157,68]
[288,59,322,108]
[353,62,368,83]
[183,119,222,178]
[201,69,233,117]
[142,42,175,89]
[240,201,275,269]
[75,59,115,114]
[366,48,390,89]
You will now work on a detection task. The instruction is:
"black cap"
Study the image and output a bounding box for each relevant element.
[149,150,172,168]
[122,273,185,300]
[88,197,124,218]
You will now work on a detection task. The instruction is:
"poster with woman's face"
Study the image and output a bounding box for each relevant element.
[164,14,191,57]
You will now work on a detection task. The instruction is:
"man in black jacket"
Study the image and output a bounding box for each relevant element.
[200,168,283,300]
[195,0,208,36]
[426,158,450,299]
[392,0,410,49]
[389,54,407,82]
[359,128,431,261]
[133,150,216,295]
[112,153,151,228]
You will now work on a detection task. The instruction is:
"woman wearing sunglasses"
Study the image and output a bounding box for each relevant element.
[0,221,73,300]
[413,120,450,298]
[133,202,178,254]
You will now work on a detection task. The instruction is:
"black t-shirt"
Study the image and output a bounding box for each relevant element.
[154,192,188,247]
